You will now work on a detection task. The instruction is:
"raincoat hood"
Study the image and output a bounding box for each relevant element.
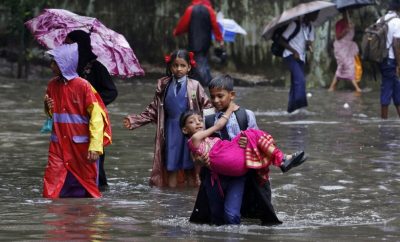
[47,43,79,81]
[192,0,212,7]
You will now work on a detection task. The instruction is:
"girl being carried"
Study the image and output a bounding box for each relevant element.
[181,102,307,178]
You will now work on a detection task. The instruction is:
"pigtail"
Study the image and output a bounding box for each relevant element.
[165,53,173,77]
[188,52,197,68]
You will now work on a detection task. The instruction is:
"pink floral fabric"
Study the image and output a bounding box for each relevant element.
[333,19,358,81]
[25,8,144,78]
[187,129,284,178]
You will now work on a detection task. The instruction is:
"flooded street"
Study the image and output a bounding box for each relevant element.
[0,76,399,241]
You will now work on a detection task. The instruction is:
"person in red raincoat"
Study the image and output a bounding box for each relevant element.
[173,0,223,86]
[43,43,112,198]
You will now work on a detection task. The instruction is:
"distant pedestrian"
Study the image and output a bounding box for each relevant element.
[278,11,319,113]
[123,49,212,188]
[173,0,224,87]
[328,10,362,92]
[377,0,400,119]
[65,30,118,189]
[43,43,112,198]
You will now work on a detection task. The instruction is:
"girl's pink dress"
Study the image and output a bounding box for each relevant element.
[188,129,284,177]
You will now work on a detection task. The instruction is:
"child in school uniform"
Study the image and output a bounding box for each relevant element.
[189,74,306,225]
[180,104,305,177]
[123,49,212,188]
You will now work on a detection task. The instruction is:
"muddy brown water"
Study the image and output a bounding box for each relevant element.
[0,77,399,241]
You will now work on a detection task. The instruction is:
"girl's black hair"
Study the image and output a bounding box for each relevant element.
[66,30,97,75]
[165,49,195,77]
[179,110,201,129]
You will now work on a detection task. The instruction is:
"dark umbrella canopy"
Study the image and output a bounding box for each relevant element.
[262,1,338,40]
[333,0,376,10]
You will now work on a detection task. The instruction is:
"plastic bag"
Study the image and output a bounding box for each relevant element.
[40,117,53,133]
[355,55,363,82]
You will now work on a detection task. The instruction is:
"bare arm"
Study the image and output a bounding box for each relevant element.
[393,37,400,76]
[191,102,239,148]
[278,36,300,60]
[44,94,54,117]
[306,40,313,53]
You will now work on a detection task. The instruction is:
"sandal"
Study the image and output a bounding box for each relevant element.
[280,151,305,173]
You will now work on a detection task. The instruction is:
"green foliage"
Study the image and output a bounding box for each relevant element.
[3,0,52,35]
[1,0,53,77]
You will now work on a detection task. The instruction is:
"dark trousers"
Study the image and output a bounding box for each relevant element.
[203,169,246,225]
[98,152,107,188]
[284,55,308,113]
[193,52,212,87]
[379,58,400,106]
[241,171,282,225]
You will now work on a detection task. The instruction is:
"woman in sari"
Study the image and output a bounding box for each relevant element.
[328,11,362,92]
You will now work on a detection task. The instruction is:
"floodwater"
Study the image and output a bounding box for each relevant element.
[0,76,399,241]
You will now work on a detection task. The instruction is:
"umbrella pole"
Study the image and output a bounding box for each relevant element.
[346,9,352,24]
[327,20,331,54]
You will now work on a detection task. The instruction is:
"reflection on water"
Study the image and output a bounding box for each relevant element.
[0,78,399,240]
[43,199,110,241]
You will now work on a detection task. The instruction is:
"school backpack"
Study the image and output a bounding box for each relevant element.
[204,108,248,138]
[270,21,301,57]
[361,15,398,63]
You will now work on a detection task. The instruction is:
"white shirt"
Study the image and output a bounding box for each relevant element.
[172,75,187,96]
[282,21,315,62]
[380,11,400,59]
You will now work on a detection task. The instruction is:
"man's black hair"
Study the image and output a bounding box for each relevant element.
[208,74,234,91]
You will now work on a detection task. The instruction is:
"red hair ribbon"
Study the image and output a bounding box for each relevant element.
[188,51,197,67]
[164,54,171,63]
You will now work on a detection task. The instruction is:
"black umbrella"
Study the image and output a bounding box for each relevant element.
[333,0,376,9]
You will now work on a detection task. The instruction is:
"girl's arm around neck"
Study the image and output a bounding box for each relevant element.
[190,102,238,148]
[190,117,228,148]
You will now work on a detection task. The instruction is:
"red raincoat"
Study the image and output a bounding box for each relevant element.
[43,77,112,198]
[173,0,223,42]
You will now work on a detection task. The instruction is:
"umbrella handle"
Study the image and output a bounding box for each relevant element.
[346,10,353,25]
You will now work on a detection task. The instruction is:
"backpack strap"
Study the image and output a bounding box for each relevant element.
[287,20,301,42]
[204,108,249,138]
[378,14,398,26]
[204,113,216,129]
[382,15,399,52]
[234,108,248,131]
[204,108,248,135]
[205,113,223,138]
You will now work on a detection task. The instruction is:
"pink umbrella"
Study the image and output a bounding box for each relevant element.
[25,8,144,78]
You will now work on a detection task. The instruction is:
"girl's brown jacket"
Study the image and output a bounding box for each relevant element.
[126,76,212,187]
